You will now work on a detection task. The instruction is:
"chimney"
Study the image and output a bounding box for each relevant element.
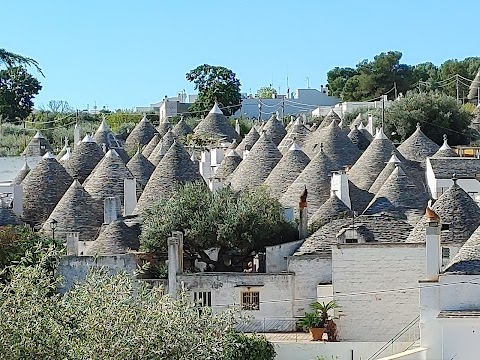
[12,185,23,217]
[330,171,351,209]
[367,114,375,137]
[171,231,184,274]
[298,187,308,239]
[74,123,81,146]
[104,197,120,224]
[235,119,241,135]
[123,178,137,216]
[66,232,79,256]
[167,236,179,296]
[425,219,441,281]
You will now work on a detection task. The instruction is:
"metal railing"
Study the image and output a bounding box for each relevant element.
[236,318,298,333]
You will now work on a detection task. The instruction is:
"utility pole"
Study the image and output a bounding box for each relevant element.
[456,75,460,103]
[394,82,398,99]
[382,95,385,129]
[281,97,285,121]
[306,77,310,89]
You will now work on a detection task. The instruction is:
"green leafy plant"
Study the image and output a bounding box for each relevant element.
[299,301,339,331]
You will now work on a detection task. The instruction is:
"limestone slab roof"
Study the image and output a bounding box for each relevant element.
[468,69,480,100]
[63,136,104,184]
[11,159,30,185]
[229,134,283,191]
[263,114,287,146]
[124,115,158,154]
[348,125,371,151]
[428,157,480,179]
[22,131,53,156]
[280,148,339,215]
[473,105,480,124]
[148,130,176,166]
[350,113,365,130]
[318,109,341,129]
[305,120,361,167]
[156,119,172,137]
[308,192,352,228]
[236,126,260,156]
[277,118,311,155]
[263,143,311,199]
[85,219,141,256]
[407,182,480,244]
[142,133,162,158]
[172,118,193,139]
[194,103,241,143]
[0,203,21,226]
[369,153,401,194]
[126,149,155,190]
[83,149,135,206]
[22,154,73,227]
[41,179,103,242]
[294,213,413,256]
[93,118,123,149]
[348,179,374,214]
[112,147,131,164]
[214,150,242,181]
[134,141,204,214]
[431,135,459,158]
[397,124,439,164]
[444,224,480,275]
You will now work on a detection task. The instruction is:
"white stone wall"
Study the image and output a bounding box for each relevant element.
[287,255,332,317]
[332,243,425,342]
[266,239,304,273]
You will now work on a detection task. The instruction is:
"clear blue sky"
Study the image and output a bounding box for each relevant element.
[1,0,477,111]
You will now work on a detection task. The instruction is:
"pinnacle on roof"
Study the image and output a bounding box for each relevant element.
[280,146,339,216]
[43,151,56,159]
[289,141,302,151]
[60,147,72,162]
[81,134,95,143]
[397,123,439,164]
[308,191,352,228]
[214,149,242,182]
[229,133,283,191]
[209,102,223,114]
[431,134,459,158]
[172,118,193,139]
[22,155,73,227]
[348,125,371,151]
[134,141,205,214]
[63,137,104,184]
[263,113,287,146]
[142,133,161,158]
[157,118,172,137]
[263,141,310,199]
[148,129,176,166]
[236,126,260,156]
[369,152,402,194]
[22,131,53,157]
[41,179,103,242]
[194,102,241,143]
[98,116,110,131]
[318,109,341,129]
[93,117,122,149]
[11,158,30,185]
[277,118,311,155]
[374,127,388,140]
[33,131,44,139]
[350,113,364,130]
[444,223,480,274]
[127,149,155,192]
[85,219,141,256]
[407,180,480,244]
[123,114,158,155]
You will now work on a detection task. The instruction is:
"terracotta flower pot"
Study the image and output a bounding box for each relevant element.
[309,327,325,341]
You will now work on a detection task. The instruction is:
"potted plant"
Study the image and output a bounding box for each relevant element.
[298,301,338,341]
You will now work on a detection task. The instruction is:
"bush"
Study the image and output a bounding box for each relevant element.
[223,332,276,360]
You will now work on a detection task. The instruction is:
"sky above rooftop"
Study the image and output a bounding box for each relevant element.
[1,0,477,111]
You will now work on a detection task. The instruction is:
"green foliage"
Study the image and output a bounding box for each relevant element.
[255,86,277,99]
[186,64,242,116]
[0,48,43,76]
[140,182,298,271]
[298,301,339,330]
[326,67,356,98]
[223,332,276,360]
[0,67,42,121]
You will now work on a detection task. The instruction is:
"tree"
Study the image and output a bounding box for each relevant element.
[0,48,43,76]
[0,67,42,122]
[255,86,277,99]
[186,64,242,116]
[140,182,298,271]
[326,67,356,98]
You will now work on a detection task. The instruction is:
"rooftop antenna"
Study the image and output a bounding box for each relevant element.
[306,77,310,89]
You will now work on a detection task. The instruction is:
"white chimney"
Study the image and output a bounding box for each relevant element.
[299,190,308,240]
[172,231,184,274]
[168,236,179,296]
[367,114,375,137]
[66,232,79,256]
[425,220,441,281]
[235,119,241,135]
[12,185,23,217]
[123,178,137,216]
[104,197,120,224]
[74,123,81,146]
[330,171,351,209]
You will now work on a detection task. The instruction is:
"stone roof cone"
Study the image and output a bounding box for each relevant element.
[214,150,242,182]
[467,68,480,101]
[431,134,459,158]
[41,179,103,241]
[93,116,122,149]
[397,123,439,165]
[127,148,155,193]
[236,126,260,156]
[22,152,73,227]
[305,119,361,168]
[85,219,141,256]
[172,118,193,139]
[229,133,283,191]
[348,125,371,151]
[347,128,405,191]
[0,202,21,226]
[444,223,480,274]
[308,191,352,227]
[193,102,241,143]
[358,122,373,141]
[350,113,364,130]
[363,165,428,223]
[407,180,480,244]
[280,145,339,215]
[59,147,72,163]
[263,142,311,199]
[318,109,341,129]
[63,134,104,183]
[141,133,162,158]
[11,158,30,185]
[369,152,402,194]
[134,141,204,214]
[22,131,53,156]
[263,113,287,146]
[83,149,135,207]
[277,117,311,154]
[56,137,70,160]
[156,118,172,137]
[123,114,158,155]
[148,129,176,166]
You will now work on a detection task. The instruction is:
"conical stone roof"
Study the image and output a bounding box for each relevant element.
[85,219,141,255]
[318,109,341,129]
[280,147,339,216]
[63,134,104,184]
[236,126,260,156]
[134,141,204,214]
[123,115,158,155]
[11,159,30,185]
[397,124,439,164]
[41,180,103,241]
[350,113,365,130]
[305,120,361,167]
[263,114,287,146]
[229,133,283,191]
[148,130,176,166]
[141,133,161,158]
[407,181,480,244]
[228,139,238,149]
[308,191,352,228]
[93,117,122,149]
[194,103,241,143]
[83,149,135,207]
[473,104,480,124]
[22,152,73,227]
[363,165,428,222]
[172,118,192,139]
[126,149,155,191]
[0,202,21,226]
[56,137,70,160]
[358,122,373,141]
[467,69,480,101]
[214,150,242,181]
[348,125,371,151]
[444,224,480,274]
[369,153,402,194]
[263,142,310,199]
[157,118,172,137]
[431,134,459,158]
[347,128,404,191]
[22,131,53,156]
[277,118,311,154]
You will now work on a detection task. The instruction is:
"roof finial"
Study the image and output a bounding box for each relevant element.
[416,122,421,130]
[443,134,448,143]
[452,173,457,184]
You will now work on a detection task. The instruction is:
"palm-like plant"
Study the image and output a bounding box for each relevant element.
[309,301,339,327]
[0,48,43,76]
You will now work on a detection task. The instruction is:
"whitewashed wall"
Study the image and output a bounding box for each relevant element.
[266,239,304,273]
[332,243,425,342]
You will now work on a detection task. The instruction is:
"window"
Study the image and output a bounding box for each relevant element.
[442,247,451,266]
[194,291,212,308]
[345,238,358,243]
[241,291,260,310]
